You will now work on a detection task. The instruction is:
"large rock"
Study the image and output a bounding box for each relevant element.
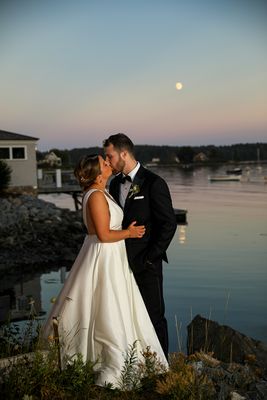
[187,314,267,377]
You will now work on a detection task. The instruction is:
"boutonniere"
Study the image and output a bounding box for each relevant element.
[128,184,140,198]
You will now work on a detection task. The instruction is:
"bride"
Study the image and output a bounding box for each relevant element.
[42,154,168,387]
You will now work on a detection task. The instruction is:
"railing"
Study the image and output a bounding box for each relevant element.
[37,169,82,210]
[37,168,78,189]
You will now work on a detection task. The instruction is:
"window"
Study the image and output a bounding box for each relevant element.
[12,147,25,159]
[0,147,10,159]
[0,146,27,160]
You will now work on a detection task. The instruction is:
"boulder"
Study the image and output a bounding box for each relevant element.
[187,314,267,378]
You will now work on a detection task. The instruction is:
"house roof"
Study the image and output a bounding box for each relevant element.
[0,129,39,141]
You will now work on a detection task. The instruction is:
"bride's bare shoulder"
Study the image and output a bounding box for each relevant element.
[86,189,107,206]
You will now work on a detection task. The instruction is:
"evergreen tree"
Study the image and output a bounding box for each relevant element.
[0,160,12,191]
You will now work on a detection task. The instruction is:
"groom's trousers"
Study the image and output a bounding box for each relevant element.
[134,259,168,359]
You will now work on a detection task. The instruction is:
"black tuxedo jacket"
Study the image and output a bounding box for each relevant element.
[109,165,177,274]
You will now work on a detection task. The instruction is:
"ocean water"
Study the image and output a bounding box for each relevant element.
[2,164,267,353]
[161,165,267,351]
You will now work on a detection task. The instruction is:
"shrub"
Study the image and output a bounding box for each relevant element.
[156,353,216,400]
[0,349,97,399]
[0,159,12,191]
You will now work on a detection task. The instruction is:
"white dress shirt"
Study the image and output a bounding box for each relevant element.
[119,162,140,208]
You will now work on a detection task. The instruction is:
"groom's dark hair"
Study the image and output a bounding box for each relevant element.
[103,133,135,156]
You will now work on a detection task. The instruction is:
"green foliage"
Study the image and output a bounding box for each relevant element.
[0,159,12,190]
[38,142,267,166]
[117,340,140,391]
[0,332,256,400]
[1,349,96,400]
[117,342,169,392]
[177,146,196,164]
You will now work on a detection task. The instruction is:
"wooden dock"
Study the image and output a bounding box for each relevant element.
[38,185,82,210]
[37,170,187,222]
[38,185,187,223]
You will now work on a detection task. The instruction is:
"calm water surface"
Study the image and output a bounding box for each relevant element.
[162,165,267,351]
[2,165,267,353]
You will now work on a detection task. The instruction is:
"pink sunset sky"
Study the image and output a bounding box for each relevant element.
[0,0,266,151]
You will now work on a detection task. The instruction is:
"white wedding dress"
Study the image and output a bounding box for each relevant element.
[43,189,168,387]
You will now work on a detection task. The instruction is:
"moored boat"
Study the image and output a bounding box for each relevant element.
[226,167,242,175]
[209,174,242,182]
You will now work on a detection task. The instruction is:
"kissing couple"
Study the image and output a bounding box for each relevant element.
[43,133,177,387]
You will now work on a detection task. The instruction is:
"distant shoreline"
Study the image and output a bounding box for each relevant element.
[144,160,267,168]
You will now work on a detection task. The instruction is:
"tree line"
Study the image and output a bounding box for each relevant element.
[37,142,267,168]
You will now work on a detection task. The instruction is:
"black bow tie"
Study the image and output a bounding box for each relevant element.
[120,175,132,184]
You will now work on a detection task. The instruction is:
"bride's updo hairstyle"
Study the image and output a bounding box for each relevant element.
[74,154,101,190]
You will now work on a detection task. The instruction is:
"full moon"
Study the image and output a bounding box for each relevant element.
[175,82,183,90]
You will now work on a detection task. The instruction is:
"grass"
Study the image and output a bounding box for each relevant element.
[0,318,217,400]
[0,344,217,400]
[0,304,261,399]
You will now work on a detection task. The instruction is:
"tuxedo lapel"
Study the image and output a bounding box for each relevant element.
[133,166,146,188]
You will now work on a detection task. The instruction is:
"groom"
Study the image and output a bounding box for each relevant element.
[103,133,177,358]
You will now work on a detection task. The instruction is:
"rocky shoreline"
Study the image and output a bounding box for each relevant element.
[187,315,267,399]
[0,194,85,274]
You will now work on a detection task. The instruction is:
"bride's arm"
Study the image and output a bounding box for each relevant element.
[86,191,145,243]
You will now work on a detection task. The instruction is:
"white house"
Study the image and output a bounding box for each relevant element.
[0,129,39,189]
[193,152,208,162]
[38,151,62,167]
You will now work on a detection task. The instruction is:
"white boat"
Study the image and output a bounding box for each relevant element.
[209,174,242,182]
[226,167,242,175]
